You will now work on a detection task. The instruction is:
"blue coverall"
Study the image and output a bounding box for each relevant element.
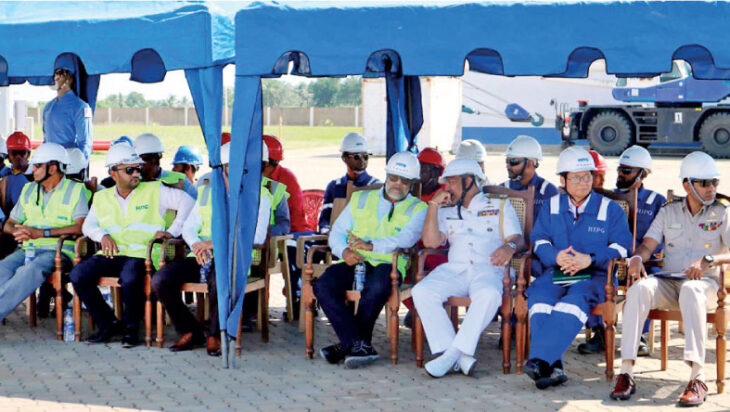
[42,91,93,161]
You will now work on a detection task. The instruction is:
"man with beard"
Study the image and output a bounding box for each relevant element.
[171,145,204,185]
[579,145,663,356]
[524,147,632,390]
[318,133,380,234]
[0,132,33,257]
[417,148,445,203]
[315,152,426,369]
[611,151,729,406]
[413,158,524,378]
[71,144,194,348]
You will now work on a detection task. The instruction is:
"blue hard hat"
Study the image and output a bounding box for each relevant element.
[172,145,204,166]
[112,136,134,146]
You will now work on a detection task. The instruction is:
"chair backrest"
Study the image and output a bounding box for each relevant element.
[595,188,638,252]
[483,185,535,272]
[301,189,324,232]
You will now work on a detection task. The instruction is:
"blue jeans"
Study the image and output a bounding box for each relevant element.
[0,248,68,321]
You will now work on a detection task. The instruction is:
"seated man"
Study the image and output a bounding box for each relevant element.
[0,143,88,321]
[65,148,93,202]
[71,144,194,348]
[413,158,524,377]
[171,145,204,185]
[524,147,632,389]
[455,139,487,173]
[0,132,32,258]
[611,151,729,407]
[580,145,664,355]
[502,135,558,222]
[261,143,290,237]
[315,152,426,369]
[152,139,270,355]
[134,133,198,200]
[588,150,607,190]
[100,136,134,189]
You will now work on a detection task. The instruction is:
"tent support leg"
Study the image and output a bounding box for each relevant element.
[221,330,229,369]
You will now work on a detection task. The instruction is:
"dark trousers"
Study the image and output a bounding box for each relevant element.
[313,262,397,347]
[70,255,146,331]
[151,257,219,337]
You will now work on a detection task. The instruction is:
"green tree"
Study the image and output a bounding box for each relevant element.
[334,77,362,106]
[308,78,339,107]
[124,91,147,108]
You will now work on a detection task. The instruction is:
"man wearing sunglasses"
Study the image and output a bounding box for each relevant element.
[134,133,198,200]
[315,151,426,369]
[0,132,32,257]
[0,143,88,323]
[318,133,380,234]
[42,60,92,161]
[414,158,524,378]
[71,144,194,348]
[524,147,632,390]
[612,151,730,406]
[580,145,664,356]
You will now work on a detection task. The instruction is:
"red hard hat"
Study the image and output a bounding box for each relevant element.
[263,134,283,161]
[588,150,607,173]
[7,131,30,151]
[221,132,231,145]
[417,147,445,169]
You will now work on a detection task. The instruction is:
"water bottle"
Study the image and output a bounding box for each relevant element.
[24,242,35,265]
[63,309,74,342]
[353,263,366,292]
[199,259,213,283]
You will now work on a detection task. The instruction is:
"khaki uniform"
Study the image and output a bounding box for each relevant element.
[621,198,730,369]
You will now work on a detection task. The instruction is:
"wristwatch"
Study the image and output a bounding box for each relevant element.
[44,229,51,238]
[505,241,517,250]
[703,254,714,267]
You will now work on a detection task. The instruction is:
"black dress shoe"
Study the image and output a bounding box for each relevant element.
[86,321,122,344]
[319,343,351,364]
[121,331,140,348]
[577,326,606,354]
[523,358,551,382]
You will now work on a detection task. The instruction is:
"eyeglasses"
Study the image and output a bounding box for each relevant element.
[344,153,368,161]
[386,174,414,186]
[692,178,720,188]
[506,158,525,167]
[113,166,142,175]
[617,166,639,175]
[140,153,161,162]
[566,174,593,184]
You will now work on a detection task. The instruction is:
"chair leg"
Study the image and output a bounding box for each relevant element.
[604,318,616,381]
[715,305,726,393]
[449,306,458,331]
[302,273,316,359]
[281,253,295,323]
[514,297,528,374]
[389,295,399,365]
[156,302,165,349]
[298,297,306,333]
[414,309,424,368]
[647,319,655,354]
[259,289,269,343]
[678,320,684,334]
[660,320,668,371]
[55,281,64,341]
[196,293,205,322]
[112,287,123,320]
[235,312,243,356]
[73,290,82,342]
[144,279,152,347]
[28,293,36,327]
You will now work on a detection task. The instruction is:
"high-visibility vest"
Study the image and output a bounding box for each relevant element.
[160,170,187,228]
[93,181,165,262]
[262,176,288,225]
[348,189,426,278]
[19,178,83,259]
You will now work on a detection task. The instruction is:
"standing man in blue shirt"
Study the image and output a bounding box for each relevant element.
[42,62,93,161]
[502,135,558,222]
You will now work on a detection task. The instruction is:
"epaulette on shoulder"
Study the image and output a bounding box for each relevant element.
[718,197,730,207]
[662,198,681,207]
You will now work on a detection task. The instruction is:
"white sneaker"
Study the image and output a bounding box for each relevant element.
[425,353,459,378]
[458,355,477,376]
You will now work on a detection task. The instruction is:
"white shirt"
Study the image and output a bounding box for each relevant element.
[83,184,195,242]
[182,191,271,247]
[437,192,522,266]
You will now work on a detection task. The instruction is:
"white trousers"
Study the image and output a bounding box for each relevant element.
[412,263,503,356]
[621,276,719,367]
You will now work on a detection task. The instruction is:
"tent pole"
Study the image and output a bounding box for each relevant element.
[230,220,239,369]
[221,330,229,368]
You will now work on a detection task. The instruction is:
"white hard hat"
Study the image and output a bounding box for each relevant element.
[679,151,721,180]
[455,139,487,162]
[221,142,230,165]
[556,146,596,174]
[439,158,486,185]
[65,148,88,175]
[262,143,269,162]
[385,151,420,180]
[506,135,542,161]
[340,132,369,153]
[105,143,142,168]
[0,137,7,156]
[31,143,68,166]
[134,133,164,155]
[618,145,652,172]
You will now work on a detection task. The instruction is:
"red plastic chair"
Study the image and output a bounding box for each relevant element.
[301,189,324,233]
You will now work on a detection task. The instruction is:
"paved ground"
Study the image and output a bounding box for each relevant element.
[2,144,729,412]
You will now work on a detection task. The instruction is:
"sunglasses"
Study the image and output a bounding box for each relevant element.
[9,150,29,157]
[506,158,525,167]
[692,178,720,188]
[54,69,69,76]
[386,174,414,186]
[113,166,142,175]
[617,166,639,175]
[344,153,368,161]
[566,174,593,184]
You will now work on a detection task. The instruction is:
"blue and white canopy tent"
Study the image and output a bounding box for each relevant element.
[228,0,730,361]
[0,0,235,360]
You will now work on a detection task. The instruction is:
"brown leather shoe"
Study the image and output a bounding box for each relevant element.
[169,332,205,352]
[678,379,708,407]
[610,373,636,400]
[207,336,222,357]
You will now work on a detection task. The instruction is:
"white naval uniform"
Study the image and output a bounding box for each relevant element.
[412,193,522,356]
